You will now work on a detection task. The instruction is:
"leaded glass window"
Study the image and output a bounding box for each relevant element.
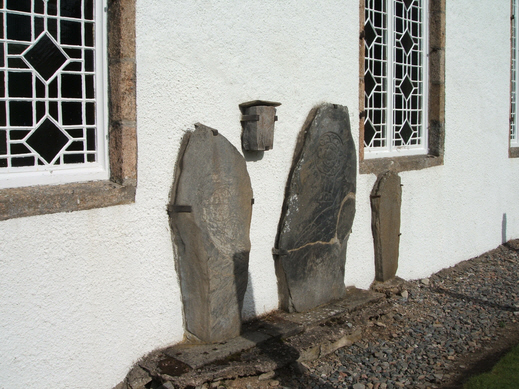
[364,0,428,158]
[0,0,107,188]
[511,0,518,147]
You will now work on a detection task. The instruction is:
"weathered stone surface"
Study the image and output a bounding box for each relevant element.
[164,332,271,369]
[126,365,153,389]
[239,100,281,151]
[169,123,253,343]
[274,103,356,312]
[370,171,402,282]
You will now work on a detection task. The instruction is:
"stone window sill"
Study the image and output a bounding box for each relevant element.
[510,147,519,158]
[0,180,136,220]
[359,154,444,175]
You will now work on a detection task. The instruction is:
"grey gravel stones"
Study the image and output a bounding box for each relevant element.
[274,103,356,313]
[169,123,253,343]
[273,242,519,389]
[370,171,401,282]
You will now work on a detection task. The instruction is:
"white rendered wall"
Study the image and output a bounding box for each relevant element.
[0,1,518,388]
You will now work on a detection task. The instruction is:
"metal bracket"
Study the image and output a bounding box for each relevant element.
[272,248,288,256]
[168,205,193,214]
[241,115,260,122]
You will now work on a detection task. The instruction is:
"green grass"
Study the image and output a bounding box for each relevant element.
[464,344,519,388]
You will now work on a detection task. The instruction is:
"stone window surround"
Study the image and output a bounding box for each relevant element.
[359,0,446,175]
[0,0,137,221]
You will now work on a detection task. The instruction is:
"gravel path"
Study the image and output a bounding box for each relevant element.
[224,242,519,389]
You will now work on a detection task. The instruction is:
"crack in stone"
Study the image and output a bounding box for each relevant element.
[287,238,339,253]
[335,191,356,235]
[287,192,355,253]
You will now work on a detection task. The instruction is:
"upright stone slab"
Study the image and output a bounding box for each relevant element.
[169,123,253,343]
[371,171,402,282]
[274,104,356,312]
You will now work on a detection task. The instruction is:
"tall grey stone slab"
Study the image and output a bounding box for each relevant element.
[169,123,253,343]
[274,104,356,313]
[371,171,402,282]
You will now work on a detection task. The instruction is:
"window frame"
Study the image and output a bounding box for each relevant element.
[511,0,519,157]
[359,0,445,174]
[0,0,137,220]
[0,0,109,188]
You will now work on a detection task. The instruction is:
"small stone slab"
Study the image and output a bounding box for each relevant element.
[371,171,402,282]
[277,287,383,325]
[242,316,303,339]
[169,123,253,343]
[274,103,356,312]
[371,276,410,297]
[164,332,271,369]
[332,287,385,312]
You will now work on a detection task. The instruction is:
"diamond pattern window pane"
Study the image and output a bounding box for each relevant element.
[403,0,414,9]
[27,119,69,163]
[399,76,414,99]
[365,20,377,48]
[24,34,68,81]
[1,0,102,173]
[365,70,377,97]
[396,121,414,145]
[400,30,414,54]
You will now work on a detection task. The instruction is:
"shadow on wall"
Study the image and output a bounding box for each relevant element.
[233,252,253,327]
[502,213,507,244]
[241,271,256,320]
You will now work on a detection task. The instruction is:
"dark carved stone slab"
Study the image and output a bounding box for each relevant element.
[169,123,253,343]
[274,104,356,312]
[371,171,402,282]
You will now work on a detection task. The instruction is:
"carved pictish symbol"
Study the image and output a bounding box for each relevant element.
[202,180,235,247]
[314,132,344,203]
[316,132,343,177]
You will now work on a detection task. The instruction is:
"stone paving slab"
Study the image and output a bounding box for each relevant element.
[242,316,303,339]
[277,287,384,325]
[164,332,271,369]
